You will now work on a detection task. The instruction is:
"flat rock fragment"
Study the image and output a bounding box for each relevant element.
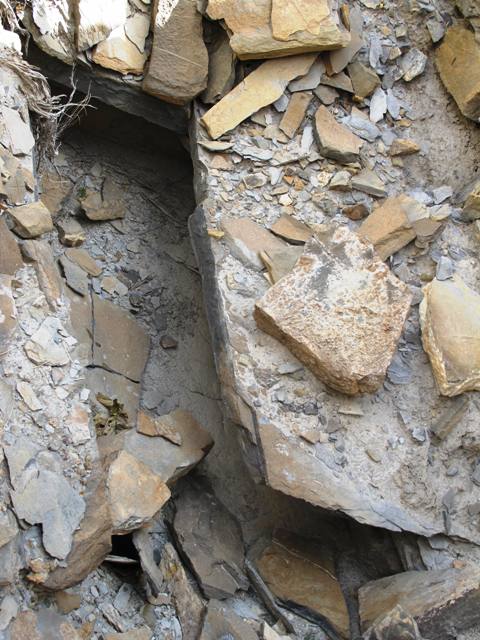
[261,245,304,284]
[0,106,35,156]
[8,609,82,640]
[23,0,75,63]
[75,0,129,51]
[92,25,147,75]
[359,567,480,639]
[347,60,380,97]
[206,0,349,60]
[254,227,412,395]
[270,213,312,244]
[351,168,386,197]
[22,240,63,310]
[436,25,480,121]
[7,201,53,238]
[221,216,286,270]
[314,105,363,163]
[137,410,183,445]
[173,481,247,599]
[201,54,317,139]
[143,0,208,104]
[463,180,480,220]
[256,530,350,639]
[65,247,102,276]
[420,276,480,396]
[400,48,427,82]
[390,138,420,156]
[24,317,69,366]
[279,92,312,138]
[79,177,125,221]
[56,218,85,246]
[363,605,424,640]
[202,27,236,104]
[199,600,257,640]
[0,275,16,358]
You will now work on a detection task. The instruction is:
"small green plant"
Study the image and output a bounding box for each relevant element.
[77,185,87,199]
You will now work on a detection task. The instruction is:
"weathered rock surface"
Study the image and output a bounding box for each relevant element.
[255,227,411,395]
[462,179,480,220]
[206,0,349,60]
[201,54,316,139]
[279,92,312,138]
[75,0,129,51]
[359,567,480,639]
[173,481,248,599]
[137,410,182,445]
[92,25,147,75]
[363,605,424,640]
[7,201,53,238]
[269,213,312,244]
[199,599,258,640]
[22,240,64,310]
[314,105,363,163]
[221,216,286,270]
[436,25,480,121]
[7,609,82,640]
[420,276,480,396]
[202,27,236,104]
[256,530,350,639]
[79,177,126,221]
[0,275,17,358]
[24,317,69,366]
[23,0,75,63]
[143,0,208,104]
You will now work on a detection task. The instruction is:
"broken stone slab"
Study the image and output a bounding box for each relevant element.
[132,526,165,597]
[7,201,53,238]
[59,254,89,296]
[40,169,72,216]
[93,294,150,382]
[143,0,208,104]
[0,106,36,157]
[290,56,326,92]
[0,594,18,632]
[24,316,69,366]
[8,609,83,639]
[256,530,350,638]
[159,542,205,639]
[202,26,236,104]
[199,599,258,640]
[279,92,312,139]
[255,227,412,395]
[0,510,18,550]
[22,240,64,310]
[0,218,23,275]
[462,179,480,221]
[43,473,112,590]
[436,24,480,121]
[23,0,75,64]
[125,12,151,53]
[105,450,171,534]
[0,148,34,205]
[137,410,182,445]
[0,275,17,359]
[351,168,387,197]
[261,245,304,284]
[75,0,130,51]
[420,276,480,396]
[363,605,424,640]
[359,567,480,639]
[56,218,85,246]
[65,247,102,276]
[201,54,317,139]
[173,480,248,599]
[269,213,313,244]
[314,105,363,163]
[206,0,349,60]
[348,60,380,98]
[399,48,427,82]
[390,138,420,156]
[358,195,425,260]
[327,5,363,75]
[221,216,287,270]
[92,25,148,75]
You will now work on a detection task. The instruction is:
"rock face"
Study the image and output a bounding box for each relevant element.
[206,0,349,60]
[201,54,316,139]
[173,481,248,599]
[256,530,350,639]
[420,276,480,396]
[359,567,480,639]
[314,105,363,163]
[143,0,208,105]
[255,227,412,395]
[436,25,480,121]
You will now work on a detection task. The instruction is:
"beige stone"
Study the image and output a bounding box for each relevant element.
[256,530,350,639]
[389,138,420,156]
[279,92,312,138]
[107,450,171,534]
[0,275,16,360]
[327,6,363,74]
[137,410,182,445]
[254,227,412,395]
[9,609,82,640]
[202,27,236,104]
[54,590,82,614]
[125,12,150,52]
[75,0,130,51]
[201,54,316,139]
[420,276,480,396]
[269,213,312,244]
[65,247,102,277]
[143,0,208,105]
[358,195,430,260]
[79,178,125,221]
[22,240,63,310]
[261,246,304,283]
[359,567,480,639]
[463,180,480,220]
[104,629,152,640]
[351,168,387,197]
[314,105,363,163]
[200,600,257,640]
[92,25,147,75]
[8,201,53,239]
[40,169,71,215]
[56,218,85,247]
[347,60,380,97]
[221,216,286,270]
[207,0,349,60]
[0,218,22,275]
[436,25,480,121]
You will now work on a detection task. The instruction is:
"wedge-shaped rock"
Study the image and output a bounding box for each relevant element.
[255,227,412,395]
[173,481,248,599]
[8,201,53,238]
[92,25,147,75]
[358,195,425,260]
[436,25,480,121]
[359,567,480,639]
[222,216,286,270]
[75,0,129,51]
[256,530,350,639]
[207,0,349,60]
[420,277,480,396]
[314,105,363,163]
[202,27,236,104]
[279,92,312,138]
[143,0,208,105]
[201,54,316,139]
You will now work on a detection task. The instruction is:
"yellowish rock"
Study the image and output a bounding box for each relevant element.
[463,180,480,221]
[420,276,480,396]
[269,213,313,244]
[207,0,349,60]
[436,24,480,121]
[8,201,53,238]
[92,25,147,75]
[279,92,312,138]
[314,105,363,163]
[389,138,420,156]
[221,216,286,270]
[201,54,316,139]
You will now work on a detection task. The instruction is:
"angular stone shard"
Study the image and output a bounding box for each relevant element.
[75,0,130,51]
[222,216,286,270]
[201,54,316,139]
[0,275,16,359]
[279,92,312,138]
[7,201,53,238]
[143,0,208,105]
[270,213,312,244]
[254,227,412,395]
[0,107,35,157]
[206,0,349,60]
[79,177,125,221]
[202,27,236,104]
[200,600,258,640]
[65,247,102,276]
[23,0,75,63]
[359,567,480,639]
[22,240,63,310]
[348,60,380,98]
[137,410,183,445]
[173,481,248,599]
[256,530,350,639]
[314,105,363,163]
[436,25,480,121]
[92,25,148,75]
[463,179,480,220]
[0,219,22,276]
[420,276,480,396]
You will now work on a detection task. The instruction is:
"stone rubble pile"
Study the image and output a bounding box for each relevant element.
[0,0,480,638]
